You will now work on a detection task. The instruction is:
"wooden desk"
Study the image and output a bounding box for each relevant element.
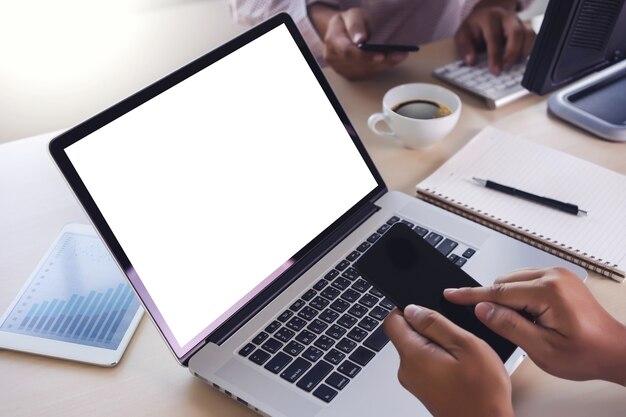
[1,37,625,417]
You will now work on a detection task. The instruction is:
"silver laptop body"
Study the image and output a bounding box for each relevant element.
[49,13,587,417]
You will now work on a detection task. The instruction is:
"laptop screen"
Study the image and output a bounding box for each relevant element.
[62,23,379,356]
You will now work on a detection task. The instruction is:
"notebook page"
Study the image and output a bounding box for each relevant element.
[417,126,626,270]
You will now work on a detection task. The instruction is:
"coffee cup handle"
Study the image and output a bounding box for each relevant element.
[368,113,396,138]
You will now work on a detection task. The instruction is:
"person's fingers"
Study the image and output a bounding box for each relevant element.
[455,27,477,65]
[494,268,545,284]
[443,281,547,316]
[341,8,369,45]
[480,13,504,74]
[521,23,536,58]
[384,308,446,359]
[474,302,550,357]
[501,16,524,70]
[402,305,474,359]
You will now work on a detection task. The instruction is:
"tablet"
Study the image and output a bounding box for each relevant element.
[0,223,143,366]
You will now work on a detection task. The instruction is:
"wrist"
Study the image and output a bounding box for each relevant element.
[602,322,626,386]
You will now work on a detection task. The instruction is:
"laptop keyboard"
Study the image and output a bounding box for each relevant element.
[433,56,529,109]
[237,216,477,403]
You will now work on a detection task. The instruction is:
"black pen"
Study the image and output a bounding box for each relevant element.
[472,177,588,216]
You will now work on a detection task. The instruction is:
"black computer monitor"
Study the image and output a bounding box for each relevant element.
[522,0,626,95]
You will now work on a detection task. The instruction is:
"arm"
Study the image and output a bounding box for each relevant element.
[384,305,515,417]
[445,267,626,386]
[455,0,536,74]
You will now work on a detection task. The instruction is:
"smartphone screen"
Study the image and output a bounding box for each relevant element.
[357,43,419,53]
[354,222,517,362]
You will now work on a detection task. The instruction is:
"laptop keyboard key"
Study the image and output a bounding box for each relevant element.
[318,308,339,323]
[337,313,357,329]
[436,239,458,257]
[335,260,350,271]
[386,216,400,225]
[337,360,362,378]
[324,348,346,365]
[335,337,357,354]
[284,341,305,356]
[377,223,391,234]
[310,296,330,310]
[274,327,296,342]
[252,331,269,345]
[302,346,324,362]
[331,277,351,290]
[349,346,376,366]
[313,279,329,291]
[358,316,379,332]
[351,278,371,293]
[425,232,443,246]
[238,343,255,357]
[298,306,319,321]
[463,248,476,258]
[341,267,360,281]
[307,319,328,334]
[363,325,390,352]
[324,269,340,280]
[249,349,271,365]
[358,294,378,308]
[341,289,361,303]
[296,329,317,345]
[312,384,338,403]
[264,352,292,374]
[261,338,283,354]
[280,357,312,383]
[301,289,317,301]
[320,286,341,300]
[325,324,347,340]
[348,304,369,318]
[296,360,333,392]
[289,298,306,311]
[326,372,350,390]
[287,317,307,331]
[413,225,429,237]
[265,320,281,334]
[369,305,390,320]
[454,257,467,267]
[346,327,368,342]
[346,250,361,261]
[314,335,336,351]
[366,233,381,243]
[356,242,371,253]
[329,298,350,313]
[277,310,293,322]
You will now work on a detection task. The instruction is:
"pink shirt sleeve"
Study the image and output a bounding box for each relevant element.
[228,0,326,64]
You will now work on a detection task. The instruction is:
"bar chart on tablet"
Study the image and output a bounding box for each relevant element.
[0,230,141,350]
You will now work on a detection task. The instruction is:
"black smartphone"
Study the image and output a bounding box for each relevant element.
[357,43,419,53]
[354,222,517,362]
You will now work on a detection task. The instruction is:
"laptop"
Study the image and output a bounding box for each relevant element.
[49,13,587,417]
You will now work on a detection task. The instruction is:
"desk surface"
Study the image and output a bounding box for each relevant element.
[2,27,626,417]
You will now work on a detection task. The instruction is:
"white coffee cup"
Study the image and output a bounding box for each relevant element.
[368,83,461,149]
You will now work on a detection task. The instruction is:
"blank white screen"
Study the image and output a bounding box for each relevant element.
[65,25,378,347]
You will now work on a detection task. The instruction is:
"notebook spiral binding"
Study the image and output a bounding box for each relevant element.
[417,189,625,282]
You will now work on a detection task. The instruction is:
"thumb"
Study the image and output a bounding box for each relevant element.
[475,302,544,356]
[342,8,369,44]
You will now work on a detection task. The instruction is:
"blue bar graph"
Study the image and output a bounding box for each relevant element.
[0,231,141,350]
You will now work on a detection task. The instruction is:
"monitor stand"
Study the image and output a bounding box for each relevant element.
[548,59,626,142]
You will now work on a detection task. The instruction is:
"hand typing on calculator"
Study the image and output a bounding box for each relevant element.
[384,268,626,417]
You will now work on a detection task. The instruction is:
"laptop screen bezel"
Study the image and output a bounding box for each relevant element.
[49,13,387,363]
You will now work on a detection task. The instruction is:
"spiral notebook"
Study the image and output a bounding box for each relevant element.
[416,126,626,282]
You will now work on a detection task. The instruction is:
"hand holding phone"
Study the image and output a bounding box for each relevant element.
[354,222,516,362]
[357,43,419,53]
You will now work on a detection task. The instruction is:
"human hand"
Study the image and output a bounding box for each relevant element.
[384,305,514,417]
[445,267,626,385]
[308,5,408,80]
[455,6,535,75]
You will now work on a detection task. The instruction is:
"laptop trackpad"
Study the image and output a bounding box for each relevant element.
[216,358,321,417]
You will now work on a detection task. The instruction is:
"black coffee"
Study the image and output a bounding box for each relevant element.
[392,99,452,119]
